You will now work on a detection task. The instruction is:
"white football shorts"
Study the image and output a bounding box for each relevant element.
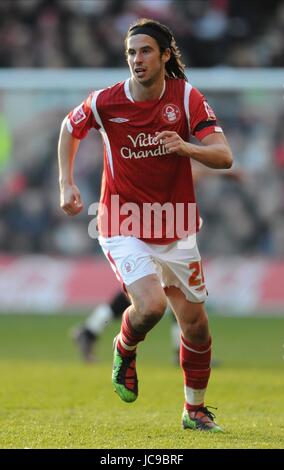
[98,235,207,303]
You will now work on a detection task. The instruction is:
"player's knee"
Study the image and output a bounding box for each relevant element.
[137,296,167,328]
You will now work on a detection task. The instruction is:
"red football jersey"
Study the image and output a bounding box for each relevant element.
[66,77,221,244]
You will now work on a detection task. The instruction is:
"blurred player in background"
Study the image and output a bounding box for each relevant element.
[72,290,181,364]
[73,291,130,363]
[58,18,233,432]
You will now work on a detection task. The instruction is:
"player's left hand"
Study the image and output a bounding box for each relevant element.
[155,131,190,157]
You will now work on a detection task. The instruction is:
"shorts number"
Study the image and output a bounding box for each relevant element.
[188,261,205,287]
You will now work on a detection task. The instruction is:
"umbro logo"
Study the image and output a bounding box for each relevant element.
[109,117,129,123]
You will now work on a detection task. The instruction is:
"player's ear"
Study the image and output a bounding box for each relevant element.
[162,48,171,64]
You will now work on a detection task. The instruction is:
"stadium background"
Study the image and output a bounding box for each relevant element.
[0,0,283,449]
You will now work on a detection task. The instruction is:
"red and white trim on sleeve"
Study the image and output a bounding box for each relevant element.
[124,79,135,103]
[186,85,223,141]
[91,90,115,179]
[183,82,193,134]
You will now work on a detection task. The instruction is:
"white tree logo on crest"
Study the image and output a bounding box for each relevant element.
[162,104,180,123]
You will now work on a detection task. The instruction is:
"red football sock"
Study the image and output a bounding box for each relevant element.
[117,307,146,357]
[180,335,212,411]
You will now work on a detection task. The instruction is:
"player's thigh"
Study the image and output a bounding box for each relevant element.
[99,235,167,314]
[127,274,167,316]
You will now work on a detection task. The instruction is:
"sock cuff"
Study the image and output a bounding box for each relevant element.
[181,335,211,353]
[117,336,137,357]
[119,334,137,351]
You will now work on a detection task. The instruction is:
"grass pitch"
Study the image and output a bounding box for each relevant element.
[0,313,283,449]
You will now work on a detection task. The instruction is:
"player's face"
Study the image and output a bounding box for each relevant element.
[126,34,169,86]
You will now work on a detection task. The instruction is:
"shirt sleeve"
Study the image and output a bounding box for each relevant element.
[189,87,223,141]
[66,92,100,140]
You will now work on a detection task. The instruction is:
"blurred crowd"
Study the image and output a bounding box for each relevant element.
[0,0,284,68]
[0,0,284,258]
[1,87,284,258]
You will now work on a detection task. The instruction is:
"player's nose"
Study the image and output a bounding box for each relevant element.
[134,52,143,63]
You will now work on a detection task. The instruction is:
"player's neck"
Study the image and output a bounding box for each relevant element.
[129,77,165,102]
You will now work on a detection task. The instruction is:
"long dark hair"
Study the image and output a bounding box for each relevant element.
[125,18,187,81]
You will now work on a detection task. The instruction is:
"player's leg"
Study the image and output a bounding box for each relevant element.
[165,286,223,432]
[169,312,221,368]
[73,291,130,362]
[155,236,223,432]
[113,273,167,402]
[99,235,167,403]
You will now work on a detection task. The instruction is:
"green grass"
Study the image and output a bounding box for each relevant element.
[0,314,283,448]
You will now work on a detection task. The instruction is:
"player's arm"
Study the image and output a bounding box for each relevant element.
[58,118,83,216]
[194,132,233,169]
[155,130,233,169]
[156,87,233,169]
[58,94,97,216]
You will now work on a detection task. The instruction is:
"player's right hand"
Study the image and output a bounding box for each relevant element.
[60,183,83,216]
